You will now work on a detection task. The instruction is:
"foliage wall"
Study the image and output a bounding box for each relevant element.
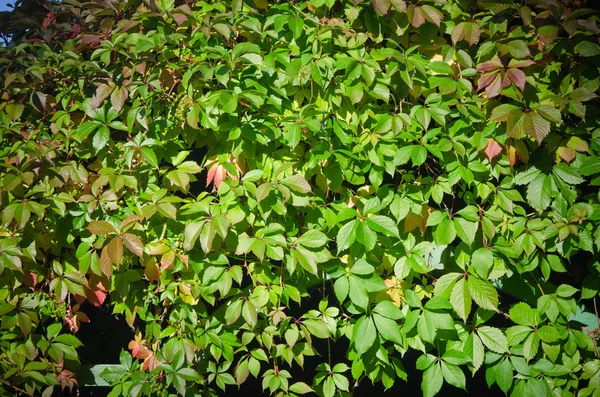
[1,0,600,396]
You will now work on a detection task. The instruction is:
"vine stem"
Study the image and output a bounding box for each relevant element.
[0,377,29,395]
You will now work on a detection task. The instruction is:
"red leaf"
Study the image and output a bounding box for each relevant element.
[142,353,161,372]
[484,138,503,161]
[23,270,38,290]
[477,72,499,92]
[63,305,90,333]
[485,73,503,98]
[206,163,227,189]
[506,68,526,91]
[85,276,108,307]
[476,57,504,73]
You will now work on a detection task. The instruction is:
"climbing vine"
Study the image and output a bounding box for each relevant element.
[0,0,599,396]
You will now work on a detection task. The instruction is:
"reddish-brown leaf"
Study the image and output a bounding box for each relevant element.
[371,0,391,14]
[63,304,90,333]
[87,221,116,235]
[172,12,188,26]
[421,5,443,27]
[81,34,102,46]
[177,253,189,268]
[506,144,517,167]
[106,237,123,266]
[484,138,503,161]
[557,146,576,163]
[129,334,152,359]
[477,72,499,92]
[506,68,526,92]
[144,258,161,282]
[110,86,128,113]
[476,57,504,73]
[23,270,38,290]
[515,139,530,163]
[161,250,176,270]
[452,22,466,45]
[407,5,425,28]
[464,22,481,46]
[567,136,589,152]
[120,214,144,231]
[122,233,144,257]
[485,73,503,98]
[92,84,112,109]
[142,353,161,372]
[99,247,113,278]
[85,276,108,307]
[524,113,550,143]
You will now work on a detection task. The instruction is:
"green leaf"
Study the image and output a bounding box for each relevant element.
[555,284,578,297]
[289,17,304,39]
[353,316,377,354]
[373,301,403,320]
[477,326,509,353]
[526,173,552,212]
[435,218,456,245]
[184,221,204,251]
[441,362,466,390]
[303,319,330,339]
[454,218,477,245]
[422,363,443,397]
[523,332,540,360]
[505,40,530,58]
[509,303,541,327]
[467,277,498,311]
[536,325,560,343]
[337,220,357,253]
[574,41,600,57]
[280,174,312,193]
[373,313,403,345]
[289,382,313,394]
[471,248,493,279]
[356,222,377,251]
[366,215,399,237]
[495,358,513,393]
[297,230,328,248]
[450,278,471,323]
[429,61,454,75]
[219,91,238,113]
[434,273,461,298]
[93,126,110,152]
[348,276,369,311]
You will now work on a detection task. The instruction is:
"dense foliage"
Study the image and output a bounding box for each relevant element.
[1,0,600,396]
